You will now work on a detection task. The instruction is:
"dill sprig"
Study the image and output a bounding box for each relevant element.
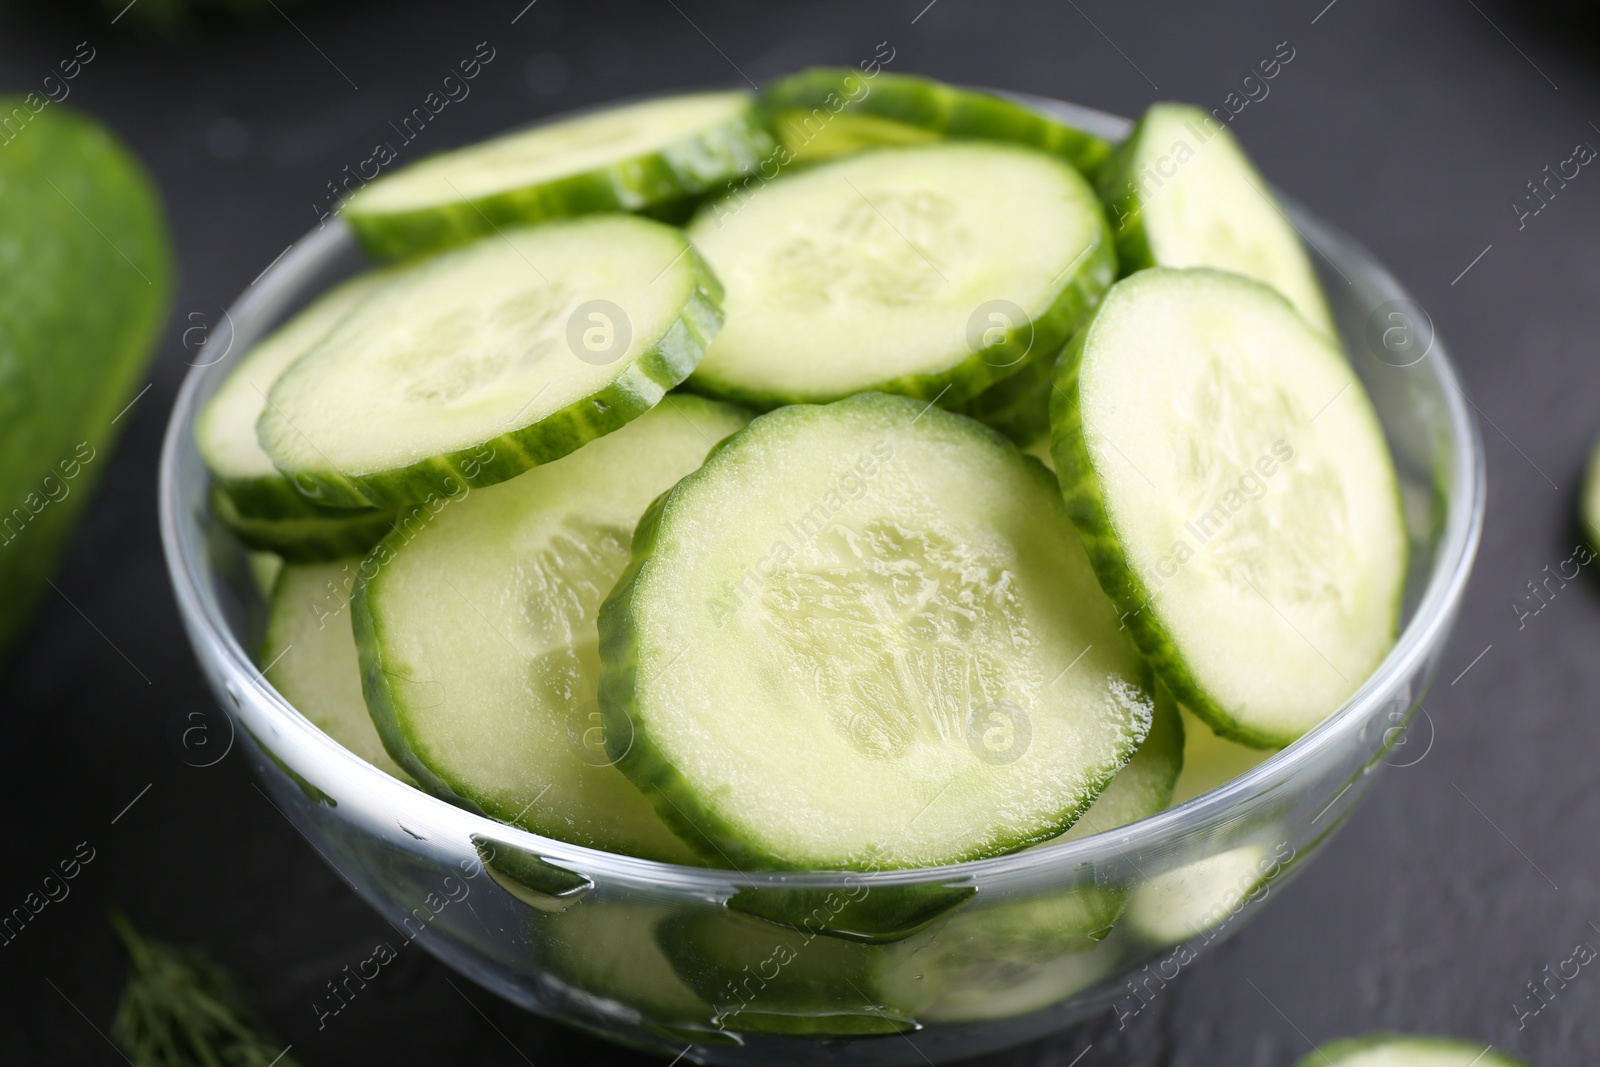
[109,910,302,1067]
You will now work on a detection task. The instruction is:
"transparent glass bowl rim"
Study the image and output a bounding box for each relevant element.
[157,94,1486,893]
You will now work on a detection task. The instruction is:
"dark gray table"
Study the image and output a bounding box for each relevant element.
[3,0,1595,1062]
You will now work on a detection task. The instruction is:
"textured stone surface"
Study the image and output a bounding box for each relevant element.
[1,0,1595,1062]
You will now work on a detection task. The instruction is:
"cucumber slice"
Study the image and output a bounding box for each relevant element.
[210,487,397,563]
[1123,843,1287,944]
[921,944,1121,1024]
[540,902,715,1027]
[1169,705,1275,805]
[1098,103,1333,333]
[657,910,943,1035]
[262,560,414,783]
[762,68,1113,176]
[260,215,724,509]
[197,271,387,519]
[600,392,1155,870]
[685,143,1113,411]
[343,92,775,258]
[1051,268,1405,747]
[1058,683,1182,842]
[1300,1036,1529,1067]
[354,394,750,861]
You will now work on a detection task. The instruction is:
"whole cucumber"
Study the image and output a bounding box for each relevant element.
[0,98,173,658]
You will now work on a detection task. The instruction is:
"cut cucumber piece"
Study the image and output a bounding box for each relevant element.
[540,901,715,1027]
[1098,103,1333,333]
[262,560,414,783]
[197,271,387,519]
[345,92,777,258]
[658,910,944,1035]
[1169,705,1275,805]
[1058,683,1182,842]
[763,69,1112,176]
[600,392,1155,870]
[1051,268,1405,747]
[1300,1036,1529,1067]
[260,215,723,509]
[685,143,1113,411]
[725,882,975,945]
[1123,843,1288,944]
[354,394,751,861]
[921,943,1121,1024]
[211,487,397,562]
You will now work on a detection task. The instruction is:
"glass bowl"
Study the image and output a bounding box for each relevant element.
[158,96,1484,1065]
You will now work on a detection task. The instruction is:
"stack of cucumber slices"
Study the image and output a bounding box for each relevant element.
[200,70,1407,1027]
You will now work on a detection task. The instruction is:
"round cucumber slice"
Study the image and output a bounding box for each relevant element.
[762,68,1113,176]
[260,215,724,509]
[197,270,387,519]
[920,943,1121,1024]
[1123,843,1287,944]
[657,910,942,1036]
[685,142,1113,411]
[344,91,776,258]
[1051,268,1406,747]
[1301,1036,1529,1067]
[540,901,715,1028]
[1058,683,1182,842]
[354,394,750,862]
[210,486,397,562]
[1098,102,1333,333]
[1169,704,1275,805]
[600,392,1155,870]
[262,560,414,784]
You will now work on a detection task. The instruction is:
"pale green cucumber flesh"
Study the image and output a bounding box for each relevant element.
[1051,268,1405,747]
[762,68,1113,176]
[260,215,723,509]
[1123,842,1288,944]
[1169,704,1275,805]
[345,92,776,258]
[196,271,387,519]
[920,944,1121,1024]
[246,551,284,600]
[262,560,414,783]
[354,394,750,862]
[601,392,1154,870]
[685,143,1113,410]
[539,902,714,1026]
[1058,683,1182,842]
[1097,102,1333,333]
[1301,1036,1529,1067]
